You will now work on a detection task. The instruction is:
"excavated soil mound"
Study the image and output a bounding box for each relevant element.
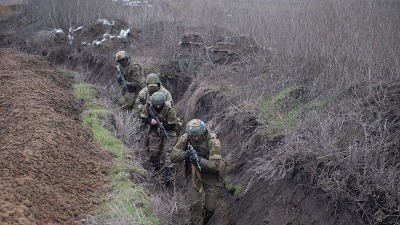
[0,4,14,15]
[0,48,113,225]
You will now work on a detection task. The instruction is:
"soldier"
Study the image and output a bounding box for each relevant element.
[136,73,174,152]
[171,119,226,225]
[115,50,146,111]
[140,91,177,185]
[135,73,173,113]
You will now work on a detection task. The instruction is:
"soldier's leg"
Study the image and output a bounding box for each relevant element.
[160,132,177,186]
[202,176,222,225]
[187,175,204,225]
[161,131,177,167]
[120,92,136,111]
[148,133,163,174]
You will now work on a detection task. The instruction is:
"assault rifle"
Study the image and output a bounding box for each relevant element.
[187,142,201,171]
[116,66,128,94]
[145,101,174,151]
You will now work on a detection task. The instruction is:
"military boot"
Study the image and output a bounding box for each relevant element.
[161,166,174,187]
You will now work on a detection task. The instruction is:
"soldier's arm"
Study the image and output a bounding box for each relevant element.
[126,80,140,87]
[123,64,141,87]
[171,134,188,163]
[162,107,177,131]
[199,138,222,173]
[131,64,146,88]
[139,106,152,125]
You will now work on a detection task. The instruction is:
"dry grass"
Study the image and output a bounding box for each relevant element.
[17,0,400,224]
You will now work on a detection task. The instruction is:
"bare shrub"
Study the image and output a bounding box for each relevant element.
[15,0,400,223]
[148,189,188,225]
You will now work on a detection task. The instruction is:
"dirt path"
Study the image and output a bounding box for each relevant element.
[0,48,113,225]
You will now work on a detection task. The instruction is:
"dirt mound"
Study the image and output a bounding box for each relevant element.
[0,4,14,15]
[0,48,113,225]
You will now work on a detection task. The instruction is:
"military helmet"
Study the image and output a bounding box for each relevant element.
[186,119,207,137]
[151,91,166,105]
[115,51,129,61]
[146,73,161,85]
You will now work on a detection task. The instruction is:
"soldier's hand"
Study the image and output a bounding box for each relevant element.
[185,150,192,161]
[151,119,157,125]
[190,154,200,165]
[157,127,161,134]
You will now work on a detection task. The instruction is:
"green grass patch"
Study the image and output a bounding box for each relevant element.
[260,86,308,138]
[224,176,243,198]
[71,75,158,224]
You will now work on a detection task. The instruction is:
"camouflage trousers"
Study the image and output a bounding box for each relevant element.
[187,173,222,225]
[147,130,177,171]
[119,91,139,111]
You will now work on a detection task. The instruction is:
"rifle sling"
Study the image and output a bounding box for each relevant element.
[191,164,203,193]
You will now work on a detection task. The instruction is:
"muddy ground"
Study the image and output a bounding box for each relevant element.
[0,4,369,225]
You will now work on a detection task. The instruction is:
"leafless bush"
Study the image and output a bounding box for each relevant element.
[148,189,188,225]
[19,0,400,223]
[113,110,143,148]
[22,0,184,29]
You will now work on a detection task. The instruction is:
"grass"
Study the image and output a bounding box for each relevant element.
[28,0,400,222]
[71,75,158,224]
[224,176,242,198]
[260,86,307,138]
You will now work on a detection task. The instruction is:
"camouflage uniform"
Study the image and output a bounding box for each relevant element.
[136,73,179,154]
[171,121,223,225]
[140,95,177,174]
[115,51,146,110]
[135,85,173,113]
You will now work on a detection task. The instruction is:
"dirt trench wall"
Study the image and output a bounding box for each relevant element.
[0,48,113,225]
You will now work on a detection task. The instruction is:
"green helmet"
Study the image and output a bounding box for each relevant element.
[146,73,161,85]
[186,119,207,137]
[151,91,166,105]
[115,51,129,61]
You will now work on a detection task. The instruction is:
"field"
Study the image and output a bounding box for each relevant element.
[1,0,399,224]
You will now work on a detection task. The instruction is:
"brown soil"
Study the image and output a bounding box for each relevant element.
[0,7,370,225]
[0,4,14,15]
[0,48,113,225]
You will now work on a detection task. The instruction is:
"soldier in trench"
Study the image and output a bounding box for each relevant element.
[115,50,146,111]
[136,73,182,151]
[140,91,177,185]
[171,119,227,225]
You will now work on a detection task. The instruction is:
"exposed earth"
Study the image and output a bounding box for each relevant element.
[0,2,377,225]
[0,48,113,224]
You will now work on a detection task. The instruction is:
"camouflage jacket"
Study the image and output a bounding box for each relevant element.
[117,62,145,92]
[135,85,173,111]
[140,103,177,134]
[171,130,222,175]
